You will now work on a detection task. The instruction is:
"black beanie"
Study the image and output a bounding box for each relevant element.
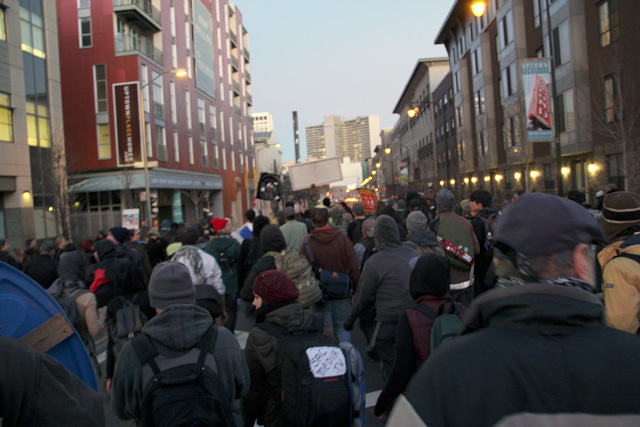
[409,253,451,299]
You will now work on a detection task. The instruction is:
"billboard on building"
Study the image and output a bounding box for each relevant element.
[113,82,143,167]
[193,0,216,98]
[521,58,553,142]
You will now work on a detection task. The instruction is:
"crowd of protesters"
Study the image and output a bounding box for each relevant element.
[2,182,640,426]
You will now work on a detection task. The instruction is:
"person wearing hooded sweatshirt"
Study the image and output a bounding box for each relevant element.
[403,211,444,256]
[469,189,500,296]
[111,261,249,425]
[237,215,271,294]
[88,239,140,308]
[241,270,334,427]
[374,253,465,417]
[345,215,418,377]
[104,263,155,396]
[387,193,640,427]
[300,208,360,343]
[107,226,147,286]
[205,217,241,332]
[49,250,104,337]
[240,223,289,302]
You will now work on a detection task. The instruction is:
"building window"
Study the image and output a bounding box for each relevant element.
[479,130,486,156]
[79,17,91,48]
[604,74,619,123]
[499,10,513,50]
[170,81,177,125]
[173,131,179,162]
[607,153,625,190]
[26,102,50,147]
[552,20,571,67]
[156,125,167,161]
[533,0,541,28]
[198,98,206,136]
[0,4,6,42]
[510,116,517,147]
[201,140,208,168]
[152,72,163,119]
[598,0,619,47]
[544,163,555,190]
[141,64,149,113]
[454,71,460,93]
[456,106,463,128]
[188,136,194,164]
[20,1,46,59]
[97,123,111,159]
[505,169,512,190]
[94,64,107,113]
[503,62,517,97]
[572,159,586,189]
[0,93,12,142]
[472,47,482,76]
[556,89,575,133]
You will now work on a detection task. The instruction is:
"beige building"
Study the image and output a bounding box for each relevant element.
[306,115,380,162]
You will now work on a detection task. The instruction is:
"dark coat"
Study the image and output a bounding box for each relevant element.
[240,225,286,302]
[388,284,640,427]
[23,254,59,289]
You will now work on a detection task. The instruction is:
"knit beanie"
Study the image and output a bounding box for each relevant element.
[252,270,299,304]
[435,189,455,213]
[406,211,428,233]
[109,226,130,245]
[211,217,229,233]
[148,261,196,309]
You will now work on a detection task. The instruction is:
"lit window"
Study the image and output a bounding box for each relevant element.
[97,124,111,159]
[0,93,12,141]
[598,0,619,47]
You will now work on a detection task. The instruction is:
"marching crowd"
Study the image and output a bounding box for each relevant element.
[2,185,640,426]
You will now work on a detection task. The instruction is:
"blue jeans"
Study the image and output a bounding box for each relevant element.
[320,298,351,343]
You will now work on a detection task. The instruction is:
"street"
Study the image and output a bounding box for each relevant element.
[98,300,388,426]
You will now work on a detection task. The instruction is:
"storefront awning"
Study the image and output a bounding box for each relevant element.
[69,170,225,193]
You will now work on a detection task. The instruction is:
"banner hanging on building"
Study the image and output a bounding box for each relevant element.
[113,82,143,166]
[193,0,216,98]
[358,188,377,213]
[521,58,553,142]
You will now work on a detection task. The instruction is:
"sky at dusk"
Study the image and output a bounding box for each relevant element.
[232,1,455,162]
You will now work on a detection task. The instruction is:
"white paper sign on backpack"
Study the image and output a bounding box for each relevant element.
[306,346,347,378]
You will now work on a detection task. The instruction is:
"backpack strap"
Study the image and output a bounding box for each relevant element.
[304,236,316,266]
[131,333,162,374]
[195,326,218,366]
[409,303,438,321]
[615,253,640,264]
[437,299,461,316]
[256,321,288,338]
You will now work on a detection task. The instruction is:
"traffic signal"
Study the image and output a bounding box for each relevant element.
[256,173,281,201]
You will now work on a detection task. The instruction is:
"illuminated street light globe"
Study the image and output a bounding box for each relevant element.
[385,147,391,154]
[471,0,486,17]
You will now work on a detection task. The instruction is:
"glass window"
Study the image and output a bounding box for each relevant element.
[607,153,625,190]
[533,0,541,28]
[557,89,575,133]
[173,131,179,162]
[604,74,618,122]
[79,17,91,48]
[156,125,167,161]
[97,123,111,159]
[599,0,619,47]
[0,93,12,142]
[26,101,50,147]
[544,163,555,190]
[552,20,571,67]
[0,7,6,42]
[198,98,205,136]
[152,72,163,119]
[94,64,107,112]
[201,140,208,168]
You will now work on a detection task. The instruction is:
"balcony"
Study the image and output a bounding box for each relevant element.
[116,33,163,65]
[233,79,240,95]
[113,0,162,32]
[231,50,239,71]
[244,49,250,62]
[245,70,251,83]
[230,30,237,46]
[246,93,252,105]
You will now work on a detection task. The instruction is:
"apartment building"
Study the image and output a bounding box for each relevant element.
[433,0,639,202]
[0,0,65,245]
[57,0,254,236]
[306,115,380,163]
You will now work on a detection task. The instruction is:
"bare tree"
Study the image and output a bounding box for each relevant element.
[50,127,73,240]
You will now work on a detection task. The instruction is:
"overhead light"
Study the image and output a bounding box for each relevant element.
[484,176,490,182]
[174,68,188,78]
[588,163,599,173]
[530,170,539,179]
[464,177,470,184]
[495,174,503,182]
[48,206,54,212]
[407,107,419,118]
[385,147,391,154]
[439,180,445,186]
[375,188,379,192]
[514,172,522,180]
[450,179,456,185]
[372,170,377,175]
[471,177,478,183]
[561,167,570,176]
[376,162,381,168]
[471,0,486,17]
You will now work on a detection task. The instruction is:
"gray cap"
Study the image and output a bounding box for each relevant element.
[362,218,375,238]
[148,261,196,309]
[352,202,365,216]
[435,189,455,213]
[284,206,295,218]
[494,193,607,257]
[406,211,427,233]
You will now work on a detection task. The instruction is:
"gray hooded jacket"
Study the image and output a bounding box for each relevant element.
[111,304,250,425]
[346,215,418,325]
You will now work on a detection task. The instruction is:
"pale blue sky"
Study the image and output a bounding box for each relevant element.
[233,1,454,162]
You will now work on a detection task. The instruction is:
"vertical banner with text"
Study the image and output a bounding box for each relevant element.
[358,188,377,213]
[113,81,143,166]
[521,58,553,142]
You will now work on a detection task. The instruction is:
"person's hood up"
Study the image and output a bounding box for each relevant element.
[253,216,271,238]
[460,284,604,335]
[142,304,213,351]
[406,230,439,247]
[260,224,287,252]
[94,239,116,260]
[374,215,402,250]
[331,206,344,226]
[309,226,343,244]
[410,253,451,299]
[210,234,237,251]
[56,250,87,282]
[477,206,500,219]
[598,232,640,270]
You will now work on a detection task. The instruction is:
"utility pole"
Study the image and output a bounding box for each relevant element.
[292,111,300,163]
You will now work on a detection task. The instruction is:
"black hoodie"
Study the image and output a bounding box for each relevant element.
[240,225,287,302]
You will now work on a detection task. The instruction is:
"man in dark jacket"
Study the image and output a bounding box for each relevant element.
[22,239,59,289]
[300,208,360,343]
[469,189,500,296]
[111,261,249,425]
[388,193,640,426]
[345,215,418,377]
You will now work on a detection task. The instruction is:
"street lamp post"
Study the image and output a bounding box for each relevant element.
[138,68,187,226]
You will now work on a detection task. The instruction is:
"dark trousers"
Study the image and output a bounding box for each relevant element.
[374,322,398,381]
[225,292,238,333]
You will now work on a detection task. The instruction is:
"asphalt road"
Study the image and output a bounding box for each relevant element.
[99,300,389,426]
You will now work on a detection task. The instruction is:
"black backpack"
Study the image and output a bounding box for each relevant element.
[109,295,148,364]
[257,319,352,427]
[131,326,235,427]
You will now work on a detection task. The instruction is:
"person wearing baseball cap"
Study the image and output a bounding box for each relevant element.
[597,191,640,334]
[241,270,331,426]
[387,193,640,427]
[111,261,249,425]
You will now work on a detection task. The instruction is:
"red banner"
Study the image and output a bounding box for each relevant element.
[358,188,377,213]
